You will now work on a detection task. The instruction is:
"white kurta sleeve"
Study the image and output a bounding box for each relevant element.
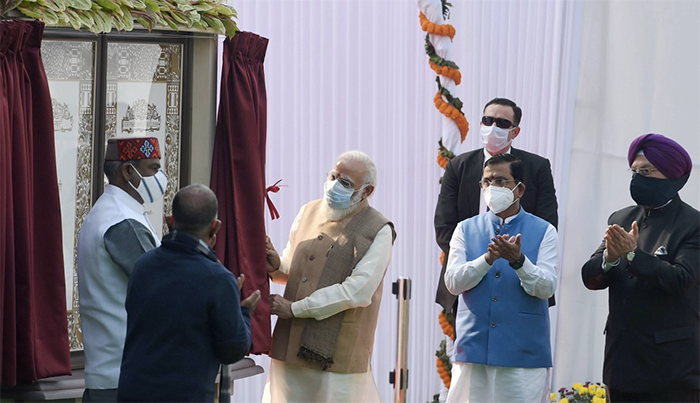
[444,221,493,295]
[291,224,393,320]
[515,224,558,299]
[277,204,307,277]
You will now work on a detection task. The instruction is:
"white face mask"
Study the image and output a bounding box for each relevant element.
[480,125,512,154]
[128,164,168,204]
[483,183,519,214]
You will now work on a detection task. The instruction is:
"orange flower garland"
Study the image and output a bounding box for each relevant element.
[436,356,451,388]
[439,311,455,339]
[420,0,465,398]
[433,92,469,142]
[419,11,456,40]
[429,60,461,85]
[435,339,453,389]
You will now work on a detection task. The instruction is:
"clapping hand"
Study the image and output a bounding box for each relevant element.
[485,233,522,265]
[604,222,638,262]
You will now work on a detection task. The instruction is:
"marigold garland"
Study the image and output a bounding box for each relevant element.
[435,339,453,388]
[419,4,468,173]
[419,11,456,39]
[433,91,468,140]
[429,60,461,85]
[419,0,466,399]
[437,140,455,170]
[438,310,455,339]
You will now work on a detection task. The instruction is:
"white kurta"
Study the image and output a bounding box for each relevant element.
[263,203,393,403]
[444,210,558,403]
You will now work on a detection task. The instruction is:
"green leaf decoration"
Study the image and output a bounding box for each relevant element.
[202,15,223,33]
[67,0,92,11]
[3,0,238,36]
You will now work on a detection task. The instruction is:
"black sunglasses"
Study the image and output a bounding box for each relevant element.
[481,116,516,129]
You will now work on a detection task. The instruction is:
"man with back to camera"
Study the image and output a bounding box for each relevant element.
[263,150,396,403]
[77,136,167,402]
[582,134,699,403]
[117,184,261,402]
[434,98,558,315]
[444,153,558,403]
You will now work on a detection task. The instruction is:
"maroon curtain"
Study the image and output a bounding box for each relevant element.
[211,31,271,354]
[0,20,71,386]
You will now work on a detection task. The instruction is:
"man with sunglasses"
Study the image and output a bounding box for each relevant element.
[582,134,698,402]
[263,150,396,403]
[434,97,558,315]
[444,153,558,403]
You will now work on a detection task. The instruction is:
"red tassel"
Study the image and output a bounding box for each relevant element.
[265,179,284,220]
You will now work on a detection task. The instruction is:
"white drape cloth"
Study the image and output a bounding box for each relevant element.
[222,1,699,402]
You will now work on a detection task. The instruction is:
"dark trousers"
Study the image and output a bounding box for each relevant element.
[609,387,700,403]
[82,388,118,403]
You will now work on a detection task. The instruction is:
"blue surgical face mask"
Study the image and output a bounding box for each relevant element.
[323,179,365,210]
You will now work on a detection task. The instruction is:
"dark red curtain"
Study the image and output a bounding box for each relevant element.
[0,20,71,386]
[211,31,271,354]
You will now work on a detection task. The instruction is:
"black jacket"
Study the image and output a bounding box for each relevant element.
[581,196,700,392]
[434,147,558,311]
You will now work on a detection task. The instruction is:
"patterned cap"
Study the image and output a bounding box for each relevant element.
[104,137,161,161]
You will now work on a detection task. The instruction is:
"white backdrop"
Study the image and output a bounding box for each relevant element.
[221,1,700,402]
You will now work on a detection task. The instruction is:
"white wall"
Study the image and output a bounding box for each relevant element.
[220,1,700,402]
[554,0,700,390]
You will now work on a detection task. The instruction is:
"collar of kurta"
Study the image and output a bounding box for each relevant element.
[105,184,145,214]
[488,205,525,226]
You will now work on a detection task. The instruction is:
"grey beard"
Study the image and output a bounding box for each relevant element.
[322,192,364,221]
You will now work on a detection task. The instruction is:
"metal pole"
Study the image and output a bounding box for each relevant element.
[390,277,411,403]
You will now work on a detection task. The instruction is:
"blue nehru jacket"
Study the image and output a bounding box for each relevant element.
[454,210,551,368]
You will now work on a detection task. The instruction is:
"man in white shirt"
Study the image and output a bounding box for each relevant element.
[444,153,558,403]
[77,137,167,402]
[263,150,395,403]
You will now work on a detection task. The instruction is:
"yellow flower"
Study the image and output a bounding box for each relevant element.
[588,384,598,393]
[560,398,569,403]
[550,392,557,401]
[596,388,605,397]
[592,396,606,403]
[578,387,589,395]
[572,383,583,390]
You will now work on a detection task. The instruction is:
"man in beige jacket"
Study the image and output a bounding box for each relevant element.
[263,150,396,403]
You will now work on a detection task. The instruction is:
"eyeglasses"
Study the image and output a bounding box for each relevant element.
[327,171,355,189]
[478,178,518,189]
[628,167,658,177]
[481,116,516,129]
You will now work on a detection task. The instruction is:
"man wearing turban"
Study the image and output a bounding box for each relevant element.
[582,134,699,402]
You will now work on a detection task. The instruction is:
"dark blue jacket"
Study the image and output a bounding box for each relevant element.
[118,230,251,402]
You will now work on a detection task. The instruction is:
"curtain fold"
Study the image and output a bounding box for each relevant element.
[210,31,271,354]
[0,20,71,386]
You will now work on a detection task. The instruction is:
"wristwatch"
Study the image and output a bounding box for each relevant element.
[509,254,525,270]
[626,251,635,262]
